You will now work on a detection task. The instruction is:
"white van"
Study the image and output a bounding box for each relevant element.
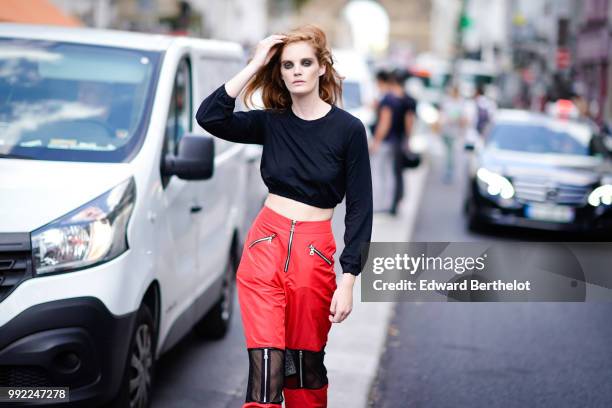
[0,24,254,407]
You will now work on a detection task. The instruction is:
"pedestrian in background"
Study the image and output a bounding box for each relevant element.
[438,84,468,183]
[370,69,418,215]
[388,69,417,215]
[369,69,395,213]
[474,83,496,136]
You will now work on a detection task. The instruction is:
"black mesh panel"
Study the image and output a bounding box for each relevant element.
[284,348,328,389]
[285,349,297,376]
[246,348,284,404]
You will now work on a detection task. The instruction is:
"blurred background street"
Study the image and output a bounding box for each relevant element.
[368,138,612,408]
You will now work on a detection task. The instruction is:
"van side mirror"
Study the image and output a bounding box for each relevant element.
[162,133,215,180]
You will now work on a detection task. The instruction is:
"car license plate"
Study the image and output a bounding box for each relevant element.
[525,204,575,223]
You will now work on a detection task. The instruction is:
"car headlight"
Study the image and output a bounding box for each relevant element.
[32,177,136,275]
[588,185,612,207]
[476,168,515,199]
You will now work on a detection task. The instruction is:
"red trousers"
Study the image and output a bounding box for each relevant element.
[237,205,337,408]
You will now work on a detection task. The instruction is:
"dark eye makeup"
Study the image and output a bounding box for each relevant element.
[282,59,314,69]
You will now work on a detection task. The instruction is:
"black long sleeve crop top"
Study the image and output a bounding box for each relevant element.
[195,84,373,276]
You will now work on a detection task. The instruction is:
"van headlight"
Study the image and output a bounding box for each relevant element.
[32,177,136,275]
[588,185,612,206]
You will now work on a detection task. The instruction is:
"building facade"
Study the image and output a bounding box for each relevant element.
[272,0,432,56]
[574,0,611,123]
[51,0,268,45]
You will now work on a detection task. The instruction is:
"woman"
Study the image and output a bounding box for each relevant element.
[195,25,373,408]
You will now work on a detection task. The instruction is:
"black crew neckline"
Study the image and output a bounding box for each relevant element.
[288,104,337,124]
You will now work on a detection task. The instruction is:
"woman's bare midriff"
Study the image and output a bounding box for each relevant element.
[264,193,334,221]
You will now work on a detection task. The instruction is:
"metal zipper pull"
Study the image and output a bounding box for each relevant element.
[309,244,332,265]
[263,348,269,402]
[299,350,304,388]
[284,220,297,272]
[248,233,277,248]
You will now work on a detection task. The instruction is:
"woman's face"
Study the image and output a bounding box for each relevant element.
[279,41,325,96]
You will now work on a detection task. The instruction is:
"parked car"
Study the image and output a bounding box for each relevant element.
[0,23,254,407]
[464,110,612,233]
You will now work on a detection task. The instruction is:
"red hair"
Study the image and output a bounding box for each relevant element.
[242,24,343,111]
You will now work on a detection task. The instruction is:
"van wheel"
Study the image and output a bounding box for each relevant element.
[193,248,237,339]
[107,303,156,408]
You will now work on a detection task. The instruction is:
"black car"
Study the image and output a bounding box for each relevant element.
[464,110,612,233]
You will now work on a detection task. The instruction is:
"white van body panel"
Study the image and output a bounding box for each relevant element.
[0,24,251,359]
[0,160,133,232]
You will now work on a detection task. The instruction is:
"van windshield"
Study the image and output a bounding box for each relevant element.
[0,38,161,162]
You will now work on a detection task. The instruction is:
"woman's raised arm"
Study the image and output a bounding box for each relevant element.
[195,35,286,145]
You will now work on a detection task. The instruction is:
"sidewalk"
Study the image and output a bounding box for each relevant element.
[326,149,430,407]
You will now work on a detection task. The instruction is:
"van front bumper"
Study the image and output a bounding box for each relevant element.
[0,296,137,407]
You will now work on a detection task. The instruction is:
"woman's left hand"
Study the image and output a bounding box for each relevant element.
[329,275,355,323]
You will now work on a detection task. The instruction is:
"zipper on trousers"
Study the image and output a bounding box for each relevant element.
[263,348,269,402]
[248,233,277,248]
[299,350,304,388]
[309,244,332,265]
[284,220,297,272]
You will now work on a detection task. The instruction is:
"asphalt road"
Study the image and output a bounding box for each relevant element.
[368,149,612,408]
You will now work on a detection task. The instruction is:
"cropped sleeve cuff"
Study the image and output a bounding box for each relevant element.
[219,83,237,102]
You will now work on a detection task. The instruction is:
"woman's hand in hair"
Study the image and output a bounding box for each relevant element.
[226,34,286,97]
[250,34,286,69]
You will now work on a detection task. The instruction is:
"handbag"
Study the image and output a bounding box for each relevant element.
[401,150,421,169]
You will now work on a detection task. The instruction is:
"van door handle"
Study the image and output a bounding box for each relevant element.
[190,205,202,213]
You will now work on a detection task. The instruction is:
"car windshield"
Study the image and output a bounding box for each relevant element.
[0,38,161,162]
[487,122,595,156]
[342,81,362,110]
